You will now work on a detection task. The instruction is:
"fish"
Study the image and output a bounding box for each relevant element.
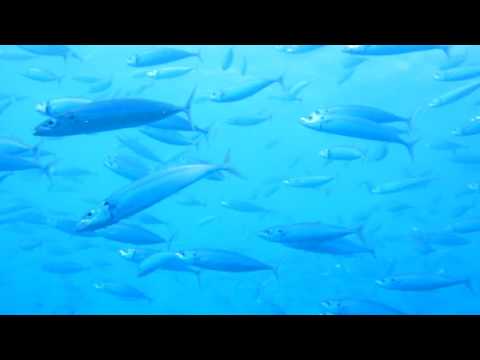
[17,45,82,61]
[0,155,54,177]
[146,66,195,80]
[71,75,104,84]
[343,45,452,57]
[0,137,48,159]
[376,272,473,292]
[299,110,418,161]
[196,215,218,227]
[140,128,201,147]
[384,201,414,213]
[411,227,469,253]
[104,153,151,181]
[240,56,248,76]
[88,77,113,93]
[342,56,368,69]
[427,139,467,153]
[320,105,413,129]
[134,213,169,226]
[319,146,366,163]
[282,176,334,189]
[363,176,435,195]
[138,251,200,277]
[127,47,201,67]
[434,66,480,82]
[438,47,468,70]
[448,217,480,234]
[276,45,325,54]
[368,143,389,162]
[51,167,94,178]
[221,200,271,214]
[210,75,285,102]
[450,151,480,164]
[42,261,88,275]
[429,80,480,108]
[118,248,158,264]
[0,173,12,183]
[117,135,164,163]
[93,282,152,302]
[321,299,404,315]
[451,202,475,218]
[33,88,196,137]
[0,50,37,61]
[95,223,168,245]
[0,99,13,115]
[226,114,272,127]
[21,68,64,84]
[222,47,234,71]
[76,152,240,232]
[176,249,275,275]
[36,97,93,118]
[19,238,43,251]
[177,196,206,207]
[259,221,366,245]
[452,116,480,137]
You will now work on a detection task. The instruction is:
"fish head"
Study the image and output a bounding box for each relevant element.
[209,90,225,102]
[34,116,75,137]
[76,201,113,232]
[451,128,462,136]
[126,55,139,67]
[258,226,288,243]
[35,102,49,115]
[299,110,328,130]
[433,71,445,81]
[320,300,341,313]
[104,156,119,171]
[319,148,330,159]
[375,277,396,289]
[175,250,197,263]
[118,248,136,260]
[93,282,105,290]
[342,45,367,55]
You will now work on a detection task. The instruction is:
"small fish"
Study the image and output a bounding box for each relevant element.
[282,176,334,189]
[93,282,152,302]
[368,143,389,162]
[450,151,480,164]
[71,75,104,84]
[284,237,375,257]
[17,45,82,61]
[0,99,13,115]
[319,146,366,163]
[22,67,64,84]
[452,116,480,137]
[427,139,467,153]
[448,217,480,234]
[259,221,366,245]
[411,227,469,253]
[104,153,151,181]
[434,66,480,82]
[140,128,201,147]
[51,167,94,179]
[210,75,285,103]
[177,249,275,275]
[88,77,113,93]
[221,200,271,214]
[196,215,218,227]
[36,97,92,118]
[117,135,164,163]
[19,238,43,251]
[146,66,195,80]
[222,47,234,71]
[0,137,47,159]
[364,176,435,195]
[95,223,168,245]
[321,299,404,315]
[376,273,473,292]
[276,45,325,54]
[42,261,88,275]
[147,115,210,136]
[118,248,158,264]
[343,45,452,57]
[429,80,480,108]
[240,56,248,76]
[134,213,168,226]
[451,202,475,218]
[227,114,272,127]
[299,110,417,161]
[0,155,54,177]
[0,50,37,61]
[127,47,201,67]
[321,105,413,128]
[177,196,206,207]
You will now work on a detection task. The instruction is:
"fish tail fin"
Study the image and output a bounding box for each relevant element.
[405,138,420,162]
[43,159,58,185]
[272,266,280,281]
[277,72,287,91]
[221,149,246,180]
[183,86,197,124]
[368,247,377,259]
[411,227,435,255]
[198,121,216,144]
[57,75,66,86]
[32,141,43,161]
[167,231,177,251]
[70,51,83,62]
[408,105,426,130]
[196,48,203,63]
[356,224,368,246]
[465,278,476,295]
[443,45,454,58]
[360,181,374,193]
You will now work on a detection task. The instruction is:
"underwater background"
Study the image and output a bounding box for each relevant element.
[1,44,480,315]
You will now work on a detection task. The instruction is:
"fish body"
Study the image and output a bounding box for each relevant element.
[104,154,151,181]
[36,97,93,118]
[96,223,167,245]
[138,251,199,277]
[366,177,435,194]
[343,45,451,57]
[42,261,87,275]
[127,47,201,67]
[452,116,480,137]
[221,200,270,213]
[210,76,284,103]
[18,45,81,61]
[282,176,334,188]
[321,299,404,315]
[376,273,471,292]
[94,282,151,302]
[319,146,365,161]
[434,66,480,81]
[22,68,63,83]
[140,128,200,146]
[117,135,163,163]
[146,66,195,80]
[429,80,480,108]
[222,48,234,71]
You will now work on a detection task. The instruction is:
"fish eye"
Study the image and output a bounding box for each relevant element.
[103,201,110,206]
[86,211,93,217]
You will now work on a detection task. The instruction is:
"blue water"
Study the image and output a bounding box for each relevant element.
[1,45,480,315]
